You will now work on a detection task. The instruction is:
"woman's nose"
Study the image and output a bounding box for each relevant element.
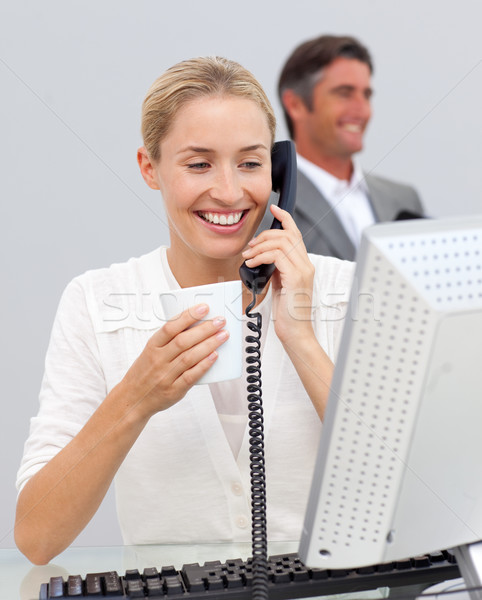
[211,168,243,204]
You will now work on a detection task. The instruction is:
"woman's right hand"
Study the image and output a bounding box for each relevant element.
[15,302,227,565]
[122,303,228,419]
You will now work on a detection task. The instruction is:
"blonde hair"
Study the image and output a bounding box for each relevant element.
[141,56,276,162]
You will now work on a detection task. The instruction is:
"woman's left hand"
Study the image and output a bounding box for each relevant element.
[242,204,333,421]
[242,204,315,345]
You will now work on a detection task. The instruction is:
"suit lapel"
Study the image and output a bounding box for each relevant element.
[296,171,356,259]
[364,173,405,221]
[364,173,384,221]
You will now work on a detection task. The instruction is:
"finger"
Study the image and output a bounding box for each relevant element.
[179,350,220,387]
[160,315,228,367]
[242,247,282,269]
[162,342,224,393]
[152,303,210,346]
[243,238,302,269]
[249,222,305,255]
[269,203,301,233]
[243,242,313,292]
[168,328,230,384]
[168,316,227,357]
[245,234,299,254]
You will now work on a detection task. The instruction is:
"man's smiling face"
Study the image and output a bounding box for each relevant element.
[300,57,373,162]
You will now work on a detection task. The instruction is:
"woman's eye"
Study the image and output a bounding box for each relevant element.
[188,162,210,170]
[241,161,262,169]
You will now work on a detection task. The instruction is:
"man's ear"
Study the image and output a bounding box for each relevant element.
[281,89,309,122]
[137,147,160,190]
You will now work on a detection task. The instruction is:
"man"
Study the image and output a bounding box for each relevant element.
[266,34,424,260]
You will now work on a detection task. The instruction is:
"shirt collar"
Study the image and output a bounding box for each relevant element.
[296,154,368,198]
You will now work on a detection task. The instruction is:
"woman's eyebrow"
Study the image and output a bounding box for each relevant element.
[177,143,269,155]
[239,144,269,152]
[177,146,213,155]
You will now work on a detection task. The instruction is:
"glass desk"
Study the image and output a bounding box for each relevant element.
[1,541,390,600]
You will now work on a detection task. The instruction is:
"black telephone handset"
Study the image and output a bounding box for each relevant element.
[239,140,297,295]
[239,140,297,597]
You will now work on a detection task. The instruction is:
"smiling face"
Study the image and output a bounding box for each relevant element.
[138,94,272,281]
[288,57,372,176]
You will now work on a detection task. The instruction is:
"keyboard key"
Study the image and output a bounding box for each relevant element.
[39,582,48,600]
[243,569,253,586]
[204,560,222,568]
[225,573,243,588]
[160,565,178,577]
[126,578,145,598]
[272,569,291,583]
[331,568,350,578]
[125,569,141,580]
[413,555,431,568]
[48,576,64,598]
[226,558,245,568]
[377,561,395,572]
[146,577,164,597]
[291,566,310,581]
[182,563,207,592]
[85,573,102,595]
[106,574,123,595]
[164,575,184,595]
[67,574,83,596]
[356,565,376,574]
[205,574,224,590]
[143,567,160,579]
[429,551,446,562]
[184,578,205,593]
[310,567,329,580]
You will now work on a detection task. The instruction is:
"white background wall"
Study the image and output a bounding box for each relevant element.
[1,0,481,550]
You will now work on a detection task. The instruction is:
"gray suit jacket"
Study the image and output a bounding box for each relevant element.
[260,169,424,261]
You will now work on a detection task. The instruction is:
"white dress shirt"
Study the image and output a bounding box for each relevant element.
[297,154,376,248]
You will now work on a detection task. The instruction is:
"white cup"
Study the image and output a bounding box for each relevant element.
[160,280,243,385]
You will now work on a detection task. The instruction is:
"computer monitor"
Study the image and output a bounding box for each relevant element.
[299,215,482,595]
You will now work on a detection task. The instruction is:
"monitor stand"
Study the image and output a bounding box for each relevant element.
[417,543,482,600]
[453,542,482,600]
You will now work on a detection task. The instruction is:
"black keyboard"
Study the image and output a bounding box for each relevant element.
[39,550,460,599]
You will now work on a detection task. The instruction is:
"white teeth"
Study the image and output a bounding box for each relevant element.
[199,211,243,225]
[343,123,362,133]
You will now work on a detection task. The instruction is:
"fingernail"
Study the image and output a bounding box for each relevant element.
[216,330,229,341]
[194,303,209,316]
[213,316,226,327]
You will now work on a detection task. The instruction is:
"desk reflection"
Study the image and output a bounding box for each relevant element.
[15,542,266,600]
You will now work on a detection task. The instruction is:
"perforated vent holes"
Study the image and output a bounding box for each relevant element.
[316,245,439,555]
[381,229,482,310]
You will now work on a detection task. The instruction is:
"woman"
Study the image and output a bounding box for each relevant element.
[15,56,353,565]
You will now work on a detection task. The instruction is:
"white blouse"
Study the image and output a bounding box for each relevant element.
[17,247,354,545]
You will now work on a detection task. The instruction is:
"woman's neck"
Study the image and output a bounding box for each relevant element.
[165,246,268,312]
[166,247,240,286]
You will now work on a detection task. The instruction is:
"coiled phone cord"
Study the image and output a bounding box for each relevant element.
[245,289,269,600]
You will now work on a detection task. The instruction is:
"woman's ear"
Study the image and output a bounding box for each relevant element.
[137,147,160,190]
